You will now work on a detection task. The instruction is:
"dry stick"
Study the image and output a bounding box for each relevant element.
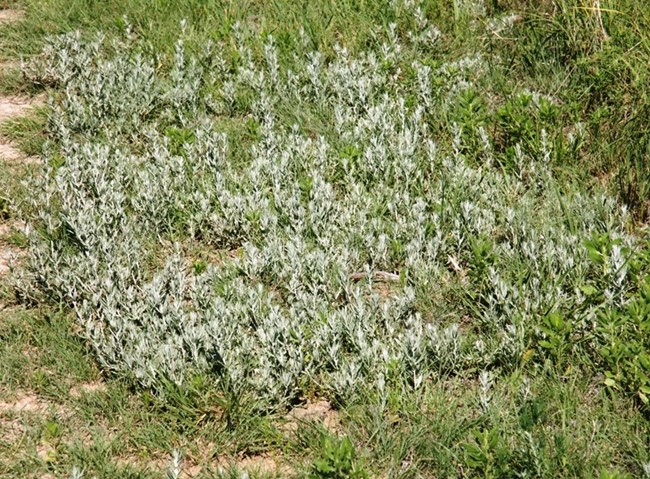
[593,0,610,42]
[349,271,400,282]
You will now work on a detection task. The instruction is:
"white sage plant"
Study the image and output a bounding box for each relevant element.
[21,5,637,409]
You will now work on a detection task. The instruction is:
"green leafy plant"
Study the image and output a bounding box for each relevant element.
[463,427,511,479]
[517,396,546,432]
[309,436,368,479]
[538,312,574,366]
[597,469,633,479]
[581,236,650,407]
[597,282,650,406]
[493,91,566,170]
[164,126,196,156]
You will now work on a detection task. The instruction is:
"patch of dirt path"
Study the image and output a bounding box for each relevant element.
[0,93,46,164]
[0,389,72,447]
[0,10,35,162]
[69,381,107,398]
[0,221,27,275]
[236,453,294,476]
[282,399,341,433]
[0,391,68,417]
[0,248,20,275]
[0,95,41,122]
[0,92,45,165]
[0,87,45,277]
[0,221,25,237]
[0,141,24,161]
[0,9,24,24]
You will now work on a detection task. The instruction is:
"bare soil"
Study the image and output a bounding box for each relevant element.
[0,9,25,24]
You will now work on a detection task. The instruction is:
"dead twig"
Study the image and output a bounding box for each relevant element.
[349,271,400,282]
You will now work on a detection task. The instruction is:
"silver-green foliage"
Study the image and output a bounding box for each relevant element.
[22,4,635,408]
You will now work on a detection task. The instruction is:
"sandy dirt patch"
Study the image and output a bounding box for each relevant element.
[0,246,22,274]
[283,398,340,433]
[0,9,25,24]
[69,381,108,398]
[0,94,42,122]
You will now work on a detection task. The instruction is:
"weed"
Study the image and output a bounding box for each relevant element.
[309,435,368,479]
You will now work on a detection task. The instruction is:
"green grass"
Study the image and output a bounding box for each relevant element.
[0,0,458,58]
[0,64,41,96]
[0,107,47,156]
[493,0,650,222]
[1,0,650,478]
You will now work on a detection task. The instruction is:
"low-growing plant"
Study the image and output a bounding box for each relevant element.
[538,312,574,366]
[12,1,642,414]
[2,2,650,477]
[596,271,650,407]
[463,427,511,479]
[309,435,368,479]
